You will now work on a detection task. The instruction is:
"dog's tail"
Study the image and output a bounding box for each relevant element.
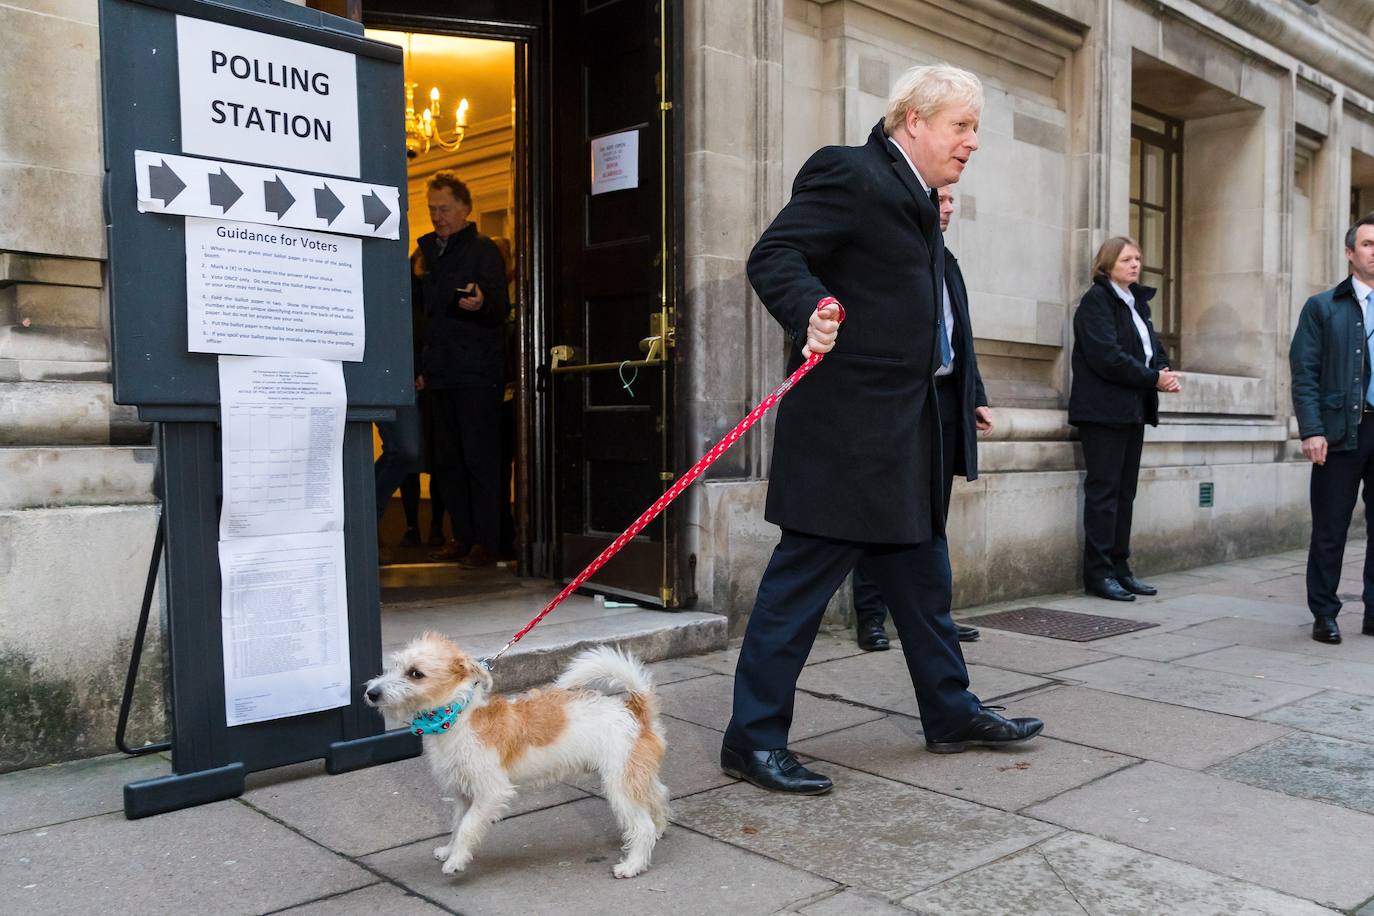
[556,645,656,699]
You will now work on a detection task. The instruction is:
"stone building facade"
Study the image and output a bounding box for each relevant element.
[3,0,1373,767]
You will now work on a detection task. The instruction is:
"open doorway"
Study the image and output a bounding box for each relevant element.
[365,28,524,599]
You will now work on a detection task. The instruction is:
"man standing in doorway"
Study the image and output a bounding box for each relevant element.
[853,187,991,652]
[722,64,1043,795]
[1291,212,1374,644]
[415,173,509,568]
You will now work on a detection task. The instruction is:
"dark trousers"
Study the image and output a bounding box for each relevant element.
[854,377,959,626]
[431,384,503,552]
[373,404,422,522]
[1307,413,1374,621]
[726,529,981,750]
[1078,422,1145,583]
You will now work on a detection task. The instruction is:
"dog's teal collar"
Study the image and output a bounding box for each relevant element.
[409,660,490,736]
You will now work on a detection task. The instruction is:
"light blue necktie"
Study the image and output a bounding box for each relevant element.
[937,309,953,370]
[1366,292,1374,408]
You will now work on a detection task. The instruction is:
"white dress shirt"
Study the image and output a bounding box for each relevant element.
[1110,280,1154,367]
[888,138,955,377]
[1353,275,1374,331]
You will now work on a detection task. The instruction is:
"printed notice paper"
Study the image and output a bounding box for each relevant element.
[219,531,350,726]
[590,129,639,195]
[187,216,364,361]
[218,356,346,539]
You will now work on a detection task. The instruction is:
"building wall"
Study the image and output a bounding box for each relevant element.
[684,0,1374,631]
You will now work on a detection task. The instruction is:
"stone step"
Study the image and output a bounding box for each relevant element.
[0,445,157,510]
[385,607,729,694]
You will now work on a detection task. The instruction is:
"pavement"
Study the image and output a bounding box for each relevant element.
[6,544,1374,915]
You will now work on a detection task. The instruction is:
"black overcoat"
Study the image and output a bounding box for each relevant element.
[414,224,508,388]
[945,251,988,480]
[748,120,945,544]
[1067,277,1170,427]
[1290,276,1366,453]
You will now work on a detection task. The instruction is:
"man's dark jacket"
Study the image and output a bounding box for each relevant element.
[747,120,948,544]
[1290,275,1367,453]
[1068,277,1170,427]
[945,250,988,479]
[414,223,508,388]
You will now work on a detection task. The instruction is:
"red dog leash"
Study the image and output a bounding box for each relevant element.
[486,298,845,665]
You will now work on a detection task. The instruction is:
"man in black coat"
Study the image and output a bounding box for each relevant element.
[414,173,509,568]
[1290,213,1374,644]
[852,188,989,651]
[721,65,1044,795]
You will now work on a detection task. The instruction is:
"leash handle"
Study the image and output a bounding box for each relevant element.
[488,298,845,665]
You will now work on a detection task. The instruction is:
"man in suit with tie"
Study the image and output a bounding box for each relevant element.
[721,64,1044,795]
[1291,213,1374,645]
[853,187,991,652]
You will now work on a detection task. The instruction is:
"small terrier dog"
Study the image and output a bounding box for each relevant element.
[364,633,669,878]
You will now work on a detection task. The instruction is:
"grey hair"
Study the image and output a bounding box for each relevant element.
[884,64,984,136]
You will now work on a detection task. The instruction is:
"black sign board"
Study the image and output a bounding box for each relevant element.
[99,0,420,818]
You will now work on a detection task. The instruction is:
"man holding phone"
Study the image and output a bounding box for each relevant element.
[414,172,509,567]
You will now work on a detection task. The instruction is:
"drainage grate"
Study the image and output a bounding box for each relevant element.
[973,607,1158,642]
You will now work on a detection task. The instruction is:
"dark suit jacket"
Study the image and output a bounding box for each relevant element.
[1068,277,1170,427]
[747,120,945,543]
[1290,275,1366,453]
[944,251,988,480]
[414,224,508,388]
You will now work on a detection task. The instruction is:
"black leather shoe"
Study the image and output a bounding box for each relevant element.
[927,707,1044,754]
[856,618,890,651]
[720,746,833,795]
[1085,577,1136,601]
[1117,575,1157,596]
[1364,617,1374,637]
[1312,617,1342,644]
[956,623,980,642]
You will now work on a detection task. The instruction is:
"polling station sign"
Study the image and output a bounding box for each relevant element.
[177,15,361,178]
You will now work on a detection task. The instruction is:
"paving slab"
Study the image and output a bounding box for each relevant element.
[795,650,1050,719]
[1177,644,1374,696]
[671,762,1059,898]
[1145,593,1307,625]
[655,673,886,739]
[1258,690,1374,744]
[1179,617,1374,664]
[646,656,720,685]
[1193,574,1311,604]
[901,831,1340,916]
[1088,629,1233,661]
[362,797,837,915]
[794,888,912,914]
[959,628,1114,675]
[1025,761,1374,910]
[570,714,739,801]
[276,882,449,915]
[1211,732,1374,815]
[1053,655,1319,716]
[0,801,371,916]
[685,632,867,677]
[0,752,169,834]
[1034,594,1222,631]
[1000,685,1290,770]
[242,756,586,857]
[793,716,1134,812]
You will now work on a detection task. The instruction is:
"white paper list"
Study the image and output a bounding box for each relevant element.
[187,216,365,361]
[219,531,350,726]
[218,356,346,539]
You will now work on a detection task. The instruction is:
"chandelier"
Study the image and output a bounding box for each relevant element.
[403,34,470,159]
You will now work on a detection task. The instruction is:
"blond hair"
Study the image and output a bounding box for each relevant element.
[1092,236,1141,281]
[884,64,984,135]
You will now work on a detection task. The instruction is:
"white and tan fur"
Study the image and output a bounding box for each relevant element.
[364,632,669,878]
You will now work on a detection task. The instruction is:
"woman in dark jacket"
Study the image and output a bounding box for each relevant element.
[1069,236,1182,601]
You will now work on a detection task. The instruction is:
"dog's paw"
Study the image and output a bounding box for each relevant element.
[613,860,648,879]
[441,852,472,876]
[433,844,451,862]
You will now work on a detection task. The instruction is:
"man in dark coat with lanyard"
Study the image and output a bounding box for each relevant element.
[852,188,990,651]
[721,65,1043,795]
[1291,213,1374,644]
[414,173,509,568]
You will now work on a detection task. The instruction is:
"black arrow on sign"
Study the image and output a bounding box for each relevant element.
[148,159,186,205]
[362,190,391,230]
[314,184,344,224]
[208,169,243,212]
[264,175,296,219]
